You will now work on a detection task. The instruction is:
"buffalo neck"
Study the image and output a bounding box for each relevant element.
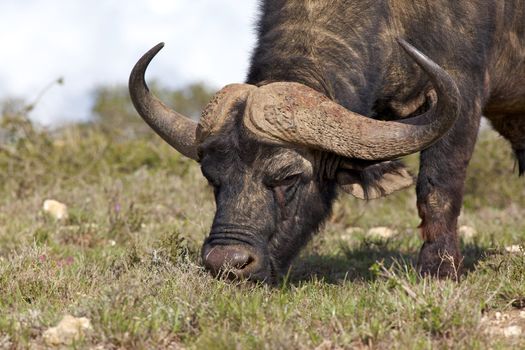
[246,0,392,117]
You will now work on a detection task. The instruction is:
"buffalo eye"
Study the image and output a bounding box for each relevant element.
[269,173,301,212]
[275,174,300,188]
[267,173,301,189]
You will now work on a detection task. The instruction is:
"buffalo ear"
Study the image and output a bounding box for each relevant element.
[336,160,414,200]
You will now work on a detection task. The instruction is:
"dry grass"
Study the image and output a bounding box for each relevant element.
[0,112,524,349]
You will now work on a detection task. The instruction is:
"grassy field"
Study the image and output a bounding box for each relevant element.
[0,108,524,349]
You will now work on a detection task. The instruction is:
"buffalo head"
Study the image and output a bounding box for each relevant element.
[129,40,460,282]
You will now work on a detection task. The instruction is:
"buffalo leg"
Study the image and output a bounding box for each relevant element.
[416,106,481,279]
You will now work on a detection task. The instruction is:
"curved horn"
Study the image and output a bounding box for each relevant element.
[244,39,461,160]
[129,43,199,160]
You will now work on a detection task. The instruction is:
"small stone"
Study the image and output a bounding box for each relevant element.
[344,227,364,235]
[503,325,522,338]
[505,245,523,254]
[367,227,396,240]
[43,199,68,221]
[340,227,364,241]
[43,315,92,346]
[519,311,525,319]
[0,335,11,349]
[458,225,477,240]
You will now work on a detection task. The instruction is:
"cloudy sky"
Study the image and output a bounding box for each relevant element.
[0,0,259,125]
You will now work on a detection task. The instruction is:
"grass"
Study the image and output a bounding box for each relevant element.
[0,111,524,349]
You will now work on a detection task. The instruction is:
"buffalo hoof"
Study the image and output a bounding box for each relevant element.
[417,237,462,280]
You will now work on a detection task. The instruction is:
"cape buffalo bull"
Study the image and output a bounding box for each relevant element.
[129,0,525,281]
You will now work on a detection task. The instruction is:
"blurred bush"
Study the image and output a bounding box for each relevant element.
[0,82,215,200]
[1,81,524,209]
[92,81,215,138]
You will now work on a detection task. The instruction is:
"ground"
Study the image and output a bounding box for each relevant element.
[0,113,524,349]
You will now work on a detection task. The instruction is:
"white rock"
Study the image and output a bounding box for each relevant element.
[345,227,364,235]
[340,227,364,241]
[0,335,11,349]
[505,245,523,254]
[344,227,364,235]
[43,315,92,346]
[503,325,522,338]
[367,227,396,240]
[43,199,68,221]
[458,225,477,240]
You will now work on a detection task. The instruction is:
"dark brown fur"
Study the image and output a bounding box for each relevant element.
[200,0,525,280]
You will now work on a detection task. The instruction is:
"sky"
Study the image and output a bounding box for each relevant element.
[0,0,259,125]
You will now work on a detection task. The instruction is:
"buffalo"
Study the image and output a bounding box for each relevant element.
[129,0,525,281]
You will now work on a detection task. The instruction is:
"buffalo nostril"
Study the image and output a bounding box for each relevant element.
[203,245,256,275]
[227,250,254,269]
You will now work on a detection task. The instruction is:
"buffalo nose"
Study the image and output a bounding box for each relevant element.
[202,245,256,278]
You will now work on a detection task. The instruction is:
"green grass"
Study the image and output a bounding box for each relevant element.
[0,114,524,349]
